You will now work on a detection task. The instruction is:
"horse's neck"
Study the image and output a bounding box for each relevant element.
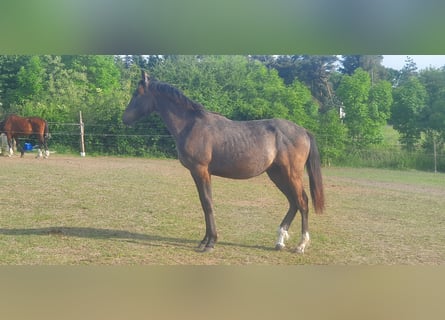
[157,98,195,139]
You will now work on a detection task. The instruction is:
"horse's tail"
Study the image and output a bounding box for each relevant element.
[306,131,325,214]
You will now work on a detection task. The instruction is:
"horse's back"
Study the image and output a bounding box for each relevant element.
[181,114,310,179]
[3,115,46,136]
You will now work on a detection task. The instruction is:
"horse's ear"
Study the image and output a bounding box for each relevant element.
[141,70,150,88]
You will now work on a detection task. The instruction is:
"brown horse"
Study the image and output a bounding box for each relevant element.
[0,114,50,158]
[123,71,324,253]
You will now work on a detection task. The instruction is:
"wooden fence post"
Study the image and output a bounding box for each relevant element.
[433,136,437,173]
[79,111,86,157]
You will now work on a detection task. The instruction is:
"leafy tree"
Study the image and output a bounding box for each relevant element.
[149,55,316,127]
[385,67,402,87]
[295,55,338,111]
[337,68,392,147]
[316,108,347,165]
[368,80,393,125]
[418,68,445,152]
[16,56,45,102]
[337,68,371,147]
[0,55,32,112]
[251,55,300,85]
[395,56,418,86]
[252,55,339,111]
[391,76,427,151]
[340,55,361,75]
[341,55,387,84]
[63,55,120,94]
[13,55,88,122]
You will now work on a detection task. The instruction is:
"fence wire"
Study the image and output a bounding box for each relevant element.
[2,121,444,172]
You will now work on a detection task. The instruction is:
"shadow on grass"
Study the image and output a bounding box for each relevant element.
[0,227,274,251]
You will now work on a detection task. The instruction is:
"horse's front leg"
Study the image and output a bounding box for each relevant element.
[7,137,14,157]
[191,167,217,252]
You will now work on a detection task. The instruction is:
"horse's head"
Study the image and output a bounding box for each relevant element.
[123,70,157,125]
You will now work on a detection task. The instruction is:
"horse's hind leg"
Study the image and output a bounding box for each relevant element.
[42,135,49,158]
[44,141,49,158]
[288,170,311,253]
[295,191,310,254]
[17,141,25,158]
[267,165,310,253]
[267,165,298,251]
[36,135,49,158]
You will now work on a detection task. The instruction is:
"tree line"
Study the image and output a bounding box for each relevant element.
[0,55,444,171]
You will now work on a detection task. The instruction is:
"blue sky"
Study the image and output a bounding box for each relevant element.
[382,55,445,70]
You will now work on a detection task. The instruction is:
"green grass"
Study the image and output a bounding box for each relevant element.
[0,155,444,265]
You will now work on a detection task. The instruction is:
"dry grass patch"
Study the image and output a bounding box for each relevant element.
[0,155,444,265]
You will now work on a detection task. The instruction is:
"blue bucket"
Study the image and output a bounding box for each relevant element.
[23,143,33,151]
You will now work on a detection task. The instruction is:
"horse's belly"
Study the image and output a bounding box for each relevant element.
[210,150,275,179]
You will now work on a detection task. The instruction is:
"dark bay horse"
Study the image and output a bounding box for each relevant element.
[123,71,325,253]
[0,114,50,158]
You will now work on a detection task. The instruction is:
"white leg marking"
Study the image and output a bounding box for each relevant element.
[44,150,50,158]
[275,227,289,250]
[295,231,310,254]
[36,148,42,158]
[9,148,13,157]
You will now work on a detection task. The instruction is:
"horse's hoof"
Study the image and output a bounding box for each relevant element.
[203,246,214,253]
[195,246,204,253]
[293,246,306,254]
[275,243,285,251]
[195,246,214,253]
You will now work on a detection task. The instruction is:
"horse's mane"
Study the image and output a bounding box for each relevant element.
[149,80,206,115]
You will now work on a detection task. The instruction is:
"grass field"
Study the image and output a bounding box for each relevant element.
[0,154,444,265]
